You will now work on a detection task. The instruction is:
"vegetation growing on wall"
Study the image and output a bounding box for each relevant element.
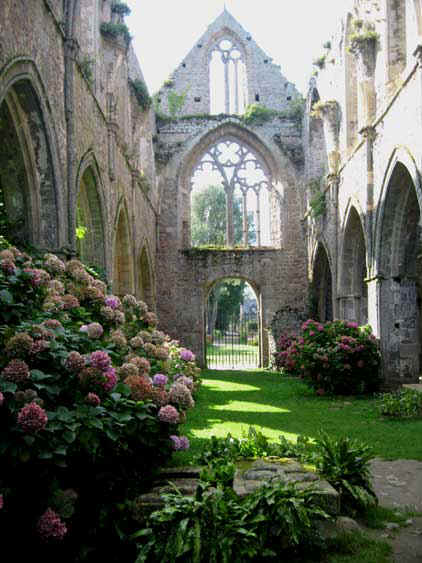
[79,55,94,85]
[308,178,326,219]
[167,88,189,117]
[129,79,152,111]
[100,22,132,45]
[348,19,379,54]
[111,2,131,16]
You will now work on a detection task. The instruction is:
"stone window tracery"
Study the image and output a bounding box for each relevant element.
[191,137,276,247]
[209,38,247,114]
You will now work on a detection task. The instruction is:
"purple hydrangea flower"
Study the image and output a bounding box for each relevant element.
[37,508,67,541]
[105,295,121,310]
[153,373,168,386]
[103,367,117,391]
[180,348,195,362]
[17,402,48,433]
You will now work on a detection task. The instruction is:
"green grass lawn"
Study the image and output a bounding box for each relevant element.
[175,369,422,464]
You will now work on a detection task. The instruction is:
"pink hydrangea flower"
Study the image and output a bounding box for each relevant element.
[169,382,194,410]
[90,350,111,371]
[0,259,16,275]
[86,322,104,339]
[65,351,86,372]
[0,494,3,509]
[85,392,101,407]
[0,392,4,407]
[158,405,180,424]
[1,359,30,383]
[17,402,48,432]
[37,508,67,541]
[103,368,117,391]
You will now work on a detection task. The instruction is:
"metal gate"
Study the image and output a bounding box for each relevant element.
[206,309,259,369]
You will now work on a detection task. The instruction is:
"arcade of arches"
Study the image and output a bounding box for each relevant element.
[2,1,422,383]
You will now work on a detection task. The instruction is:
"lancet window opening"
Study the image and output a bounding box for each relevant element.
[191,137,275,247]
[209,38,247,115]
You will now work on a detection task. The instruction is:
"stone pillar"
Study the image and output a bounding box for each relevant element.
[366,275,382,338]
[316,101,341,175]
[353,38,377,126]
[359,125,377,267]
[242,191,248,246]
[327,173,340,318]
[224,184,234,246]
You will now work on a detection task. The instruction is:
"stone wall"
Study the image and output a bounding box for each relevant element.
[0,0,158,305]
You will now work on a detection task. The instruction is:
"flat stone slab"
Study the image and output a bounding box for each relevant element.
[403,384,422,393]
[136,458,340,520]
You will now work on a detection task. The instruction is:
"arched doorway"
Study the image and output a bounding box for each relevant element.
[378,162,421,381]
[312,243,333,322]
[138,245,154,309]
[113,205,134,296]
[0,79,60,248]
[76,165,106,272]
[206,278,260,369]
[339,206,368,325]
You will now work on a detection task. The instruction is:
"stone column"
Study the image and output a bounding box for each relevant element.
[353,38,377,126]
[224,183,234,246]
[359,125,377,267]
[242,191,248,246]
[327,173,340,318]
[316,101,341,175]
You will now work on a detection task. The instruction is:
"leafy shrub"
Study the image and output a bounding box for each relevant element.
[314,432,377,515]
[134,470,330,561]
[274,319,381,396]
[0,245,201,559]
[378,388,422,418]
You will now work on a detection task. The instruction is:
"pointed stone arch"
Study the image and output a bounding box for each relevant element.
[113,201,134,296]
[179,122,294,250]
[311,242,333,322]
[75,152,107,273]
[339,205,368,325]
[137,243,155,309]
[376,156,422,382]
[0,58,64,249]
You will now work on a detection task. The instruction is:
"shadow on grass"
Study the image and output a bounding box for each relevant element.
[172,369,422,465]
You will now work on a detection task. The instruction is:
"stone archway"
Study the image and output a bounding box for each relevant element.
[339,206,368,325]
[0,76,62,249]
[377,162,421,382]
[76,162,106,272]
[205,276,261,369]
[312,242,333,322]
[113,204,134,296]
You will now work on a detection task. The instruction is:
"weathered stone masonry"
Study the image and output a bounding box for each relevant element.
[2,1,422,382]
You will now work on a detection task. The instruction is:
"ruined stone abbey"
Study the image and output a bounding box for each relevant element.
[1,0,421,384]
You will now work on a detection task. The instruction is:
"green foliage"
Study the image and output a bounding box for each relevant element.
[167,88,188,117]
[313,55,326,70]
[0,245,201,559]
[134,470,330,562]
[309,190,326,218]
[130,79,152,111]
[191,184,255,247]
[163,79,174,88]
[377,388,422,418]
[274,319,381,396]
[111,2,131,16]
[242,103,279,125]
[348,20,379,54]
[314,432,377,515]
[75,225,87,240]
[100,22,132,45]
[323,40,332,50]
[79,55,94,85]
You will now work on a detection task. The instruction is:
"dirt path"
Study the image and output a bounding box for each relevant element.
[370,459,422,562]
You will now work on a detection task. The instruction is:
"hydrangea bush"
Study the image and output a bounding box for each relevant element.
[274,319,381,395]
[0,246,201,559]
